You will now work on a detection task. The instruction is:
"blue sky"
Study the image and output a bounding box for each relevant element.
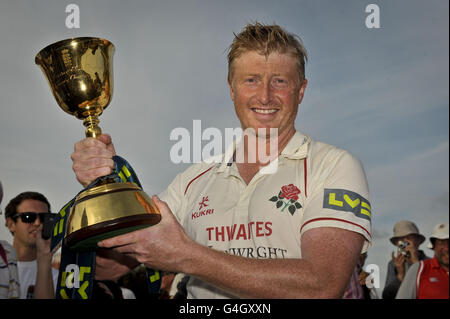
[0,0,448,295]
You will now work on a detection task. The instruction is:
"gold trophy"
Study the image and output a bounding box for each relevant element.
[35,37,160,251]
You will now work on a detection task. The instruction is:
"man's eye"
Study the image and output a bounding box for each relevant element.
[273,78,288,87]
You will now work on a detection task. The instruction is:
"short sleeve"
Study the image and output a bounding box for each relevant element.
[158,172,184,223]
[300,150,372,253]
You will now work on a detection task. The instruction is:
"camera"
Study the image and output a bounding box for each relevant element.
[41,213,58,240]
[397,240,410,257]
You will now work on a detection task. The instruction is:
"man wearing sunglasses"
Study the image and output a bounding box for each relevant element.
[4,191,58,298]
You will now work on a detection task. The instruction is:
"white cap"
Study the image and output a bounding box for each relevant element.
[428,223,449,249]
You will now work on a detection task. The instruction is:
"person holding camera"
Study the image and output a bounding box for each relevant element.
[396,223,448,299]
[4,191,58,298]
[382,220,429,299]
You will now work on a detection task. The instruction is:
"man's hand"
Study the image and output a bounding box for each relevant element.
[36,224,52,261]
[95,248,140,281]
[358,270,370,287]
[71,134,116,187]
[34,225,55,299]
[97,196,193,273]
[392,251,406,281]
[403,239,420,264]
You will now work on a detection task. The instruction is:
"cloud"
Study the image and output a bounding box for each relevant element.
[371,228,391,240]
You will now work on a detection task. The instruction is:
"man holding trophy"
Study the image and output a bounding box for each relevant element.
[36,36,161,299]
[38,23,372,298]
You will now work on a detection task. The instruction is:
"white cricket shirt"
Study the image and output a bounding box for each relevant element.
[160,131,372,299]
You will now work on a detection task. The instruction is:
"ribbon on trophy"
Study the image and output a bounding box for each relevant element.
[51,155,161,299]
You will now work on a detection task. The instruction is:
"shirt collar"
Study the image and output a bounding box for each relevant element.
[280,130,310,160]
[215,130,310,174]
[215,138,238,174]
[431,256,443,269]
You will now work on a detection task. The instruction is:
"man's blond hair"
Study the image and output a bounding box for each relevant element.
[227,22,308,83]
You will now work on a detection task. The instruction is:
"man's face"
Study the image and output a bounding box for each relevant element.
[7,199,49,248]
[434,239,449,268]
[228,51,307,139]
[395,234,422,249]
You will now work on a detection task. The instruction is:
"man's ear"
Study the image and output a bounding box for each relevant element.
[5,217,15,235]
[297,79,308,104]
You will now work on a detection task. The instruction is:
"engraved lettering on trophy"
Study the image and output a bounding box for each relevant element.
[61,49,73,68]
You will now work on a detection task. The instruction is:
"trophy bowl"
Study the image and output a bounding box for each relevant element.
[35,37,114,138]
[35,37,161,251]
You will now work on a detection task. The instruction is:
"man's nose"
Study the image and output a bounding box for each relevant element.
[257,82,273,104]
[34,215,43,226]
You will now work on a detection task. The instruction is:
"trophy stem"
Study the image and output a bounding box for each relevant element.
[83,115,102,138]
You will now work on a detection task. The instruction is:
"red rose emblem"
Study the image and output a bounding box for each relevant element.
[280,184,301,201]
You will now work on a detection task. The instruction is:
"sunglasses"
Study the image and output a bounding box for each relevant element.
[12,212,51,224]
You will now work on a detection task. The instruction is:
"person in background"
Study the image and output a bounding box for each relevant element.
[357,252,379,299]
[159,271,176,299]
[396,223,449,299]
[342,252,379,299]
[0,181,20,299]
[342,265,364,299]
[4,191,58,298]
[382,220,428,299]
[172,273,189,299]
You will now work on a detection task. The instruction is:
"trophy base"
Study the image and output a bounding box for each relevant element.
[64,182,161,252]
[65,214,161,251]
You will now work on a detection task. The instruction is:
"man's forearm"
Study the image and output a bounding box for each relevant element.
[34,256,54,299]
[181,242,346,299]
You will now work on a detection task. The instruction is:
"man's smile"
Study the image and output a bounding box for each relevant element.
[251,108,279,114]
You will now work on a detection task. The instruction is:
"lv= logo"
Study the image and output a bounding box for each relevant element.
[324,189,371,220]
